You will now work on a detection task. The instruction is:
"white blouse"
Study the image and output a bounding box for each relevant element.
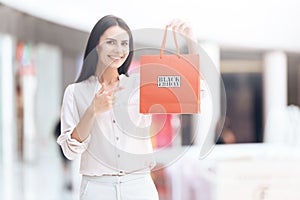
[57,74,155,176]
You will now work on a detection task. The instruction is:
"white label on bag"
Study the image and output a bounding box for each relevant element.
[157,76,181,88]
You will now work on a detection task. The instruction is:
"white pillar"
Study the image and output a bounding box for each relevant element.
[194,41,221,158]
[0,34,16,200]
[298,63,300,105]
[200,41,221,72]
[35,44,62,141]
[22,74,37,162]
[263,51,287,143]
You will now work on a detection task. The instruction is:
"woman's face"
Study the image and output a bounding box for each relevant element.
[98,26,130,69]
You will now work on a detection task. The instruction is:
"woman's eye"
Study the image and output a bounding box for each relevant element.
[106,40,115,45]
[121,41,128,46]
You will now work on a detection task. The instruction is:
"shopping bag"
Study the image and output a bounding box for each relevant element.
[140,25,200,114]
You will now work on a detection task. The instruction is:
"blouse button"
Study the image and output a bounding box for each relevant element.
[112,119,116,123]
[117,154,120,158]
[116,137,119,141]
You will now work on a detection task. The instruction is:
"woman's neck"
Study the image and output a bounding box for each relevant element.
[97,67,119,85]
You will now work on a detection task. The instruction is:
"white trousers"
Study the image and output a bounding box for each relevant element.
[80,173,159,200]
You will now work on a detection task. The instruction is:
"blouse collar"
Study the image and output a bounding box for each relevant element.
[88,74,126,84]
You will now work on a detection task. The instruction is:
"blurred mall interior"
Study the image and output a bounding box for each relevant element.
[1,1,300,200]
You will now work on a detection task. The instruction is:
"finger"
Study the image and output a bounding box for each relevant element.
[97,87,105,95]
[169,18,180,27]
[106,95,115,101]
[97,83,106,95]
[106,86,124,95]
[177,23,188,31]
[108,99,117,107]
[108,99,116,105]
[168,19,176,27]
[177,22,194,38]
[170,20,188,35]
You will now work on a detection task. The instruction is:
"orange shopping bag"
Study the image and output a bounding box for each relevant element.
[140,25,200,114]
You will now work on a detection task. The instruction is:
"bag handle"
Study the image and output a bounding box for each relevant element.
[160,25,180,58]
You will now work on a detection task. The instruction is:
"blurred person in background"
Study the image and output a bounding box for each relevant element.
[216,117,236,144]
[56,15,197,200]
[15,74,24,160]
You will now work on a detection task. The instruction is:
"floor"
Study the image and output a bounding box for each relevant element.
[0,137,82,200]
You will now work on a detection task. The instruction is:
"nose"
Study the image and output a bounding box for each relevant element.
[114,43,124,54]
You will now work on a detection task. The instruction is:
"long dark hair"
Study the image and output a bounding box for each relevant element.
[76,15,133,83]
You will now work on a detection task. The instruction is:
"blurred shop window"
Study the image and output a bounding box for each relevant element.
[181,114,193,145]
[15,41,37,161]
[150,114,194,148]
[221,73,263,143]
[287,54,300,107]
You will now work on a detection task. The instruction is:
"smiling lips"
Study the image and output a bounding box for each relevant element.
[109,55,123,62]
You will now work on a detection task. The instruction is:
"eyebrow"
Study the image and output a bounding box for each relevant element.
[106,38,129,42]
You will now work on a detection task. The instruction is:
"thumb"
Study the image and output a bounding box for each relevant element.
[98,83,106,94]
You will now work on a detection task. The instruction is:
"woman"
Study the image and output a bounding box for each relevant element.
[57,15,197,200]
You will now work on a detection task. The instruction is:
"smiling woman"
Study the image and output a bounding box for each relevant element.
[56,15,158,200]
[56,14,198,200]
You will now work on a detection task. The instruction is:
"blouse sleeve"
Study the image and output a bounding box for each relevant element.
[56,84,91,160]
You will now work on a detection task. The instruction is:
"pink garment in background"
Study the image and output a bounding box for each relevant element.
[151,114,173,149]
